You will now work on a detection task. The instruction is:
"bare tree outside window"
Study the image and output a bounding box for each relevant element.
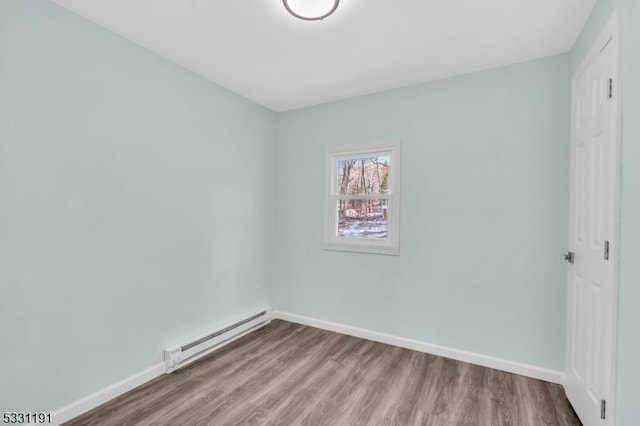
[336,155,390,239]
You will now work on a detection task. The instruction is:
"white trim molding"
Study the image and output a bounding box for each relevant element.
[51,311,274,424]
[52,309,565,424]
[324,141,401,256]
[52,363,165,425]
[273,311,565,385]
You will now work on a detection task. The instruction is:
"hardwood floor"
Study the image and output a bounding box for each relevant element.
[65,320,581,426]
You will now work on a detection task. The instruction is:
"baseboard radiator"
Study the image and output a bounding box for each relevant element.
[164,309,271,373]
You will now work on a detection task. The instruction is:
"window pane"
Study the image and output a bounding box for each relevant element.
[337,199,388,240]
[337,155,390,195]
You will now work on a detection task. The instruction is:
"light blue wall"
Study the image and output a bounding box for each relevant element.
[0,0,276,413]
[4,0,634,420]
[275,55,571,372]
[571,1,640,424]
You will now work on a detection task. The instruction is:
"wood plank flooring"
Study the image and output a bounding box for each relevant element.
[65,320,581,426]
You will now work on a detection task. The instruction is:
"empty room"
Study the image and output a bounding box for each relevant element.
[1,0,638,425]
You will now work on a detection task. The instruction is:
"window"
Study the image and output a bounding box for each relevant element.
[324,141,400,255]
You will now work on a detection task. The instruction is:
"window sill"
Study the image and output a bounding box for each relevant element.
[324,242,399,256]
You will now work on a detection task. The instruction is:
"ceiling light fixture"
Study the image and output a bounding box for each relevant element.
[283,0,340,21]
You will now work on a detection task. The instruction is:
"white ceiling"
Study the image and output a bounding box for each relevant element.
[52,0,597,112]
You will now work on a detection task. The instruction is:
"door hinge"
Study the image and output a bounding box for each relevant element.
[601,399,606,419]
[608,78,613,99]
[604,240,610,260]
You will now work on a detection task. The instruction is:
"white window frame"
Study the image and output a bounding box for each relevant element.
[324,141,400,255]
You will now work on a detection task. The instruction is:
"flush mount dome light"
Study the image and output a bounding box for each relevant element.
[283,0,340,21]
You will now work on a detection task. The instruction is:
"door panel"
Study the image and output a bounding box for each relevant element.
[566,26,619,426]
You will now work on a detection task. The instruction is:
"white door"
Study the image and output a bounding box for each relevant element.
[565,14,620,426]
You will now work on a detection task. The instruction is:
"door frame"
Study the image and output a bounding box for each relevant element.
[567,9,622,426]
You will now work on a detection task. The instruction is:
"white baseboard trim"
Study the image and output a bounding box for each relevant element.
[273,311,565,385]
[51,363,165,425]
[51,312,273,424]
[51,310,564,424]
